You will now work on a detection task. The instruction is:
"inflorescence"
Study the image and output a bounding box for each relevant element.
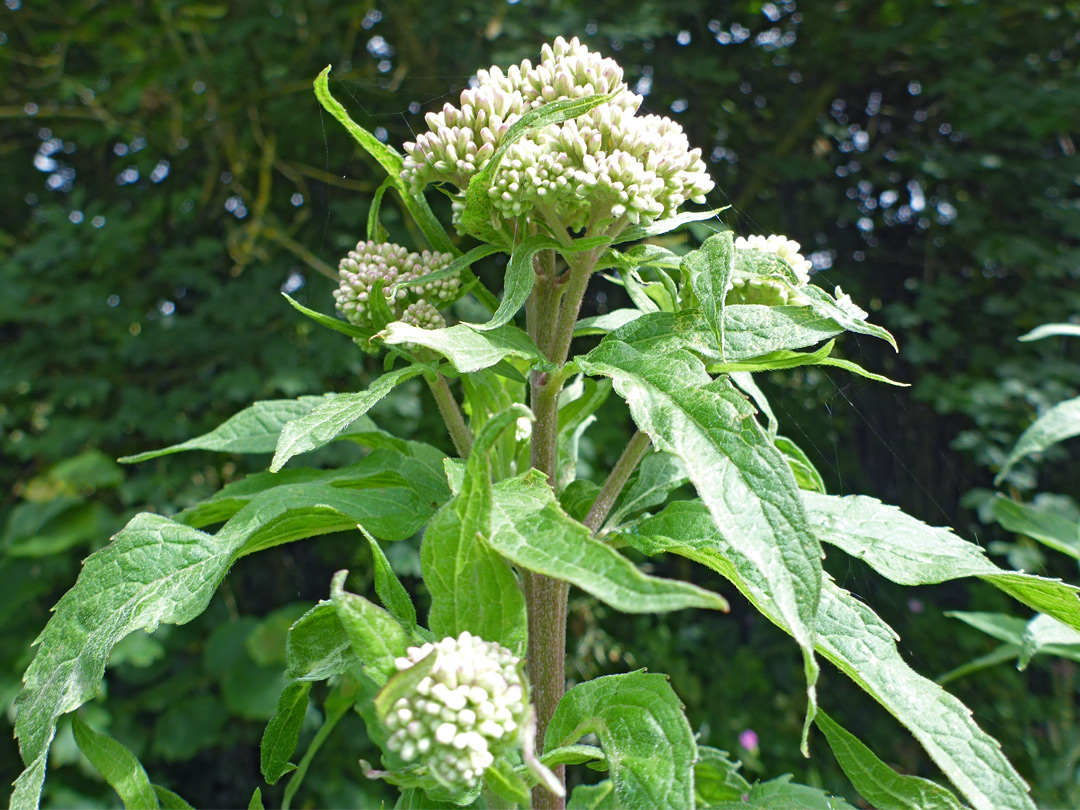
[727,233,813,306]
[402,36,714,233]
[384,631,528,789]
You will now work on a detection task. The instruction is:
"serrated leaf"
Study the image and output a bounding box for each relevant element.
[271,364,428,471]
[361,527,418,634]
[261,681,311,785]
[603,451,687,531]
[1018,322,1080,341]
[488,470,726,613]
[685,231,735,355]
[803,491,1080,634]
[381,322,545,373]
[422,406,529,654]
[579,340,821,748]
[285,602,358,681]
[996,395,1080,483]
[281,293,374,341]
[622,502,1037,810]
[800,284,897,349]
[120,396,332,462]
[991,495,1080,560]
[1018,613,1080,668]
[815,709,963,810]
[545,671,696,809]
[330,570,411,685]
[72,714,159,810]
[694,746,751,805]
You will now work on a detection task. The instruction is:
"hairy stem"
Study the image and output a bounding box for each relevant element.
[583,429,652,532]
[425,373,473,458]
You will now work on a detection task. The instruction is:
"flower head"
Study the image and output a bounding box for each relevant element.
[402,37,714,232]
[384,631,527,789]
[727,233,812,306]
[333,240,457,340]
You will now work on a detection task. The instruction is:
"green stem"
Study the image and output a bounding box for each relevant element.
[425,373,473,458]
[583,429,652,533]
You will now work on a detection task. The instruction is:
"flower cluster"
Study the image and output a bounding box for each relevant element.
[333,240,458,335]
[401,37,714,232]
[727,234,812,306]
[384,631,527,789]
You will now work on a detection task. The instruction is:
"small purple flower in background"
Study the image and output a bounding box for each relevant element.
[907,598,924,614]
[738,728,759,752]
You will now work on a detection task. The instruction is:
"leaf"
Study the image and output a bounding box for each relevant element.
[281,293,374,341]
[815,709,963,810]
[996,395,1080,483]
[775,436,827,494]
[152,786,195,810]
[935,643,1022,686]
[694,746,751,805]
[567,781,617,810]
[803,491,1080,634]
[1018,322,1080,341]
[285,602,358,681]
[603,451,687,531]
[248,787,264,810]
[708,774,856,809]
[613,208,726,245]
[361,526,418,634]
[271,364,428,471]
[282,681,354,809]
[945,611,1029,645]
[457,93,618,238]
[799,284,897,349]
[380,322,546,373]
[261,681,311,785]
[314,66,456,255]
[330,569,411,685]
[120,396,332,462]
[574,309,643,337]
[579,340,821,749]
[685,231,735,355]
[545,671,696,810]
[484,759,532,806]
[991,495,1080,560]
[622,504,1037,810]
[422,406,530,654]
[557,375,612,487]
[72,714,159,810]
[1018,613,1080,669]
[488,470,727,613]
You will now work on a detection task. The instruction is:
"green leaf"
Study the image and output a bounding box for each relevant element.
[574,309,643,337]
[261,681,311,785]
[622,504,1037,810]
[567,781,617,810]
[422,406,530,654]
[603,451,687,530]
[685,231,736,355]
[613,208,726,245]
[775,436,827,494]
[284,602,358,681]
[488,470,727,613]
[800,284,897,350]
[120,396,332,462]
[935,643,1022,686]
[815,709,963,810]
[367,177,394,242]
[282,681,354,809]
[579,340,821,748]
[996,395,1080,483]
[538,744,607,770]
[484,758,532,806]
[1018,322,1080,341]
[708,774,856,809]
[991,495,1080,560]
[248,787,264,810]
[152,786,195,810]
[314,65,455,255]
[694,746,751,805]
[72,714,159,810]
[281,293,374,341]
[380,322,546,373]
[1018,613,1080,668]
[271,364,428,471]
[557,375,612,487]
[457,93,617,239]
[361,526,418,634]
[803,491,1080,634]
[945,611,1029,645]
[330,569,411,685]
[545,671,696,810]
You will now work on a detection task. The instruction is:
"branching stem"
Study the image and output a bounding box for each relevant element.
[425,372,473,458]
[583,429,652,532]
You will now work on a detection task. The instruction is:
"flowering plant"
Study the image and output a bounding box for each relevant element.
[11,36,1074,810]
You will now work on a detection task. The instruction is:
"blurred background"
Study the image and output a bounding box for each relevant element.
[2,0,1079,806]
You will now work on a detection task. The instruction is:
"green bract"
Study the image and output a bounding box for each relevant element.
[9,36,1043,810]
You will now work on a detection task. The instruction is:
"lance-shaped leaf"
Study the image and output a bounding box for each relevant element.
[574,309,643,337]
[281,293,374,342]
[422,406,529,655]
[612,208,726,245]
[579,339,821,746]
[261,682,311,785]
[380,322,546,374]
[623,501,1037,810]
[815,709,963,810]
[361,526,418,634]
[995,395,1080,483]
[544,672,696,809]
[685,231,735,354]
[802,491,1080,634]
[1018,613,1080,669]
[990,495,1080,560]
[271,364,428,472]
[120,396,332,463]
[603,451,688,531]
[487,470,726,613]
[72,714,159,810]
[285,602,358,682]
[330,570,411,685]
